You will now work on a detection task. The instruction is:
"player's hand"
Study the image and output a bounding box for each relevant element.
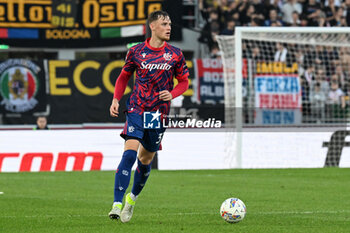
[110,99,120,117]
[159,90,173,101]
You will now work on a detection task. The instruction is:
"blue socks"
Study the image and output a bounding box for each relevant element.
[114,150,137,203]
[131,158,152,196]
[113,150,153,203]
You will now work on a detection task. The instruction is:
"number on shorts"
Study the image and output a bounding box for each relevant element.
[156,133,164,144]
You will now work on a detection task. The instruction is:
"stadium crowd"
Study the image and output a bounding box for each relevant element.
[247,42,349,121]
[198,0,350,122]
[198,0,350,51]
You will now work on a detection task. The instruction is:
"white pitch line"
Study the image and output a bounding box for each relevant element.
[0,210,350,219]
[252,210,350,215]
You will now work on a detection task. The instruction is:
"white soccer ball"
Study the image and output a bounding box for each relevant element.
[220,198,247,223]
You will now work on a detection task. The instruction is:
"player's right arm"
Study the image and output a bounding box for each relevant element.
[110,49,136,117]
[110,70,132,117]
[110,98,120,117]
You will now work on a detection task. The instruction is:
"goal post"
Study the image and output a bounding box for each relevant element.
[217,27,350,168]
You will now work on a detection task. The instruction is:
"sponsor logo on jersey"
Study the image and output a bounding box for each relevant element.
[140,61,172,71]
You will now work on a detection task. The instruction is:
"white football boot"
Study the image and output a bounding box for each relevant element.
[108,203,122,220]
[120,193,136,223]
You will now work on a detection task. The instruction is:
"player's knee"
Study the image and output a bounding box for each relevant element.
[124,139,139,151]
[138,154,154,165]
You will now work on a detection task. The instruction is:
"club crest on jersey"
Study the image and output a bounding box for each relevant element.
[141,52,147,58]
[163,52,172,61]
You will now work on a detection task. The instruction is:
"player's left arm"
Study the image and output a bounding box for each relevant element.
[159,52,189,101]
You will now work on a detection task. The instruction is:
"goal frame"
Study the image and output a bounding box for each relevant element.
[218,27,350,168]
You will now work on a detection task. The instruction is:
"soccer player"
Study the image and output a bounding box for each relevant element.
[108,10,189,222]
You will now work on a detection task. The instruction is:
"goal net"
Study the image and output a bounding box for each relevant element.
[217,27,350,168]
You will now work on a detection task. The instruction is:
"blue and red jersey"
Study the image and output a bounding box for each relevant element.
[121,38,189,116]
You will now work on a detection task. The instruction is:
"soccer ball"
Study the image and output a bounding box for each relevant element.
[220,198,246,223]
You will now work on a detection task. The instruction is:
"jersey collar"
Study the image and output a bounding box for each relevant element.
[145,38,166,51]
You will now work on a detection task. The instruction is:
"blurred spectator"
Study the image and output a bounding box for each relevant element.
[300,75,311,116]
[309,82,327,122]
[245,43,263,61]
[330,74,340,86]
[340,16,348,26]
[324,46,340,75]
[325,0,342,7]
[225,1,240,23]
[218,0,229,12]
[264,9,283,26]
[300,14,309,26]
[34,116,49,130]
[344,81,350,106]
[273,0,284,10]
[334,65,347,89]
[302,0,321,26]
[304,65,315,85]
[251,45,262,60]
[215,0,229,29]
[251,17,263,26]
[242,42,250,59]
[324,0,338,23]
[274,42,294,63]
[345,0,350,26]
[281,0,302,25]
[327,80,346,107]
[206,8,220,24]
[198,11,221,50]
[318,11,328,26]
[311,68,330,93]
[199,1,222,29]
[294,47,305,75]
[307,45,327,69]
[210,43,221,58]
[262,0,282,19]
[327,80,346,119]
[270,20,282,26]
[251,0,265,20]
[199,0,217,23]
[220,18,235,35]
[340,47,350,75]
[290,10,302,26]
[329,7,344,26]
[241,4,257,25]
[238,0,251,25]
[210,25,220,47]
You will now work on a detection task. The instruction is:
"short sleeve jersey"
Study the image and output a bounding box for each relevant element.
[122,38,189,116]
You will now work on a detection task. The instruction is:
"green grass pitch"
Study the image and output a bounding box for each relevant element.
[0,168,349,233]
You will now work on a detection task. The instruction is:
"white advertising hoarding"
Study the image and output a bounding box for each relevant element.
[0,130,123,172]
[0,129,349,172]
